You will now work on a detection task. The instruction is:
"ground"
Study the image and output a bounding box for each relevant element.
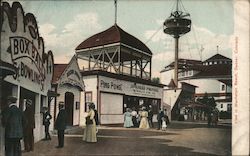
[22,121,231,156]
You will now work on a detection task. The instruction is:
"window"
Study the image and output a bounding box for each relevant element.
[227,104,232,112]
[181,72,185,77]
[75,102,80,110]
[85,92,92,112]
[188,70,192,76]
[221,104,223,108]
[221,84,225,91]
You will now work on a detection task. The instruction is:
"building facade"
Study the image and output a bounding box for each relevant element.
[76,24,164,125]
[50,56,85,129]
[161,54,232,120]
[0,2,54,154]
[81,71,163,124]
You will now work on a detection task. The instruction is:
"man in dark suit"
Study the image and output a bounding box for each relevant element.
[23,99,35,152]
[42,107,52,140]
[2,96,24,156]
[148,106,154,128]
[55,103,67,148]
[157,109,164,130]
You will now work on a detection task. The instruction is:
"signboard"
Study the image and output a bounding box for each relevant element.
[1,2,54,94]
[58,56,85,91]
[99,76,163,99]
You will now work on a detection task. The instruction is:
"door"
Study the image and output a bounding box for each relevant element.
[65,92,74,126]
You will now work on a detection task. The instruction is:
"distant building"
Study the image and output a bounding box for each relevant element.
[76,24,164,125]
[161,54,232,120]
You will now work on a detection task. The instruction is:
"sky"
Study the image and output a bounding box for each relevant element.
[7,0,234,78]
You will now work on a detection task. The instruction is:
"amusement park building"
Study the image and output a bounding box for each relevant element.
[0,2,54,155]
[76,24,164,125]
[161,54,232,116]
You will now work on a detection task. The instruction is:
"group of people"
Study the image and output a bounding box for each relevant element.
[2,96,170,155]
[207,109,219,127]
[1,95,59,156]
[1,96,37,156]
[123,107,170,131]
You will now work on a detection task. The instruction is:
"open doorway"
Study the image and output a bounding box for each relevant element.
[65,92,74,126]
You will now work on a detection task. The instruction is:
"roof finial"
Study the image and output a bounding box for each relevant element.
[114,0,117,24]
[176,0,180,12]
[216,45,219,54]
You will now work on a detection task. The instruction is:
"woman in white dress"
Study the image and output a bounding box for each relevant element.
[162,117,167,131]
[124,108,134,128]
[139,107,149,129]
[83,103,97,142]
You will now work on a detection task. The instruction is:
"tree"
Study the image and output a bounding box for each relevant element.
[151,77,160,84]
[197,92,216,112]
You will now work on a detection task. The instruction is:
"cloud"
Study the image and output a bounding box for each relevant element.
[39,12,103,63]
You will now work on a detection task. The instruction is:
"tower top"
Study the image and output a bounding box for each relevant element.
[114,0,117,24]
[163,0,191,38]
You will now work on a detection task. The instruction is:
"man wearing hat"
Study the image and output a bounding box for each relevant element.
[55,102,67,148]
[23,99,35,152]
[42,107,52,140]
[2,96,24,156]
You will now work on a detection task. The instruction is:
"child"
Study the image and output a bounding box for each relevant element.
[162,117,167,131]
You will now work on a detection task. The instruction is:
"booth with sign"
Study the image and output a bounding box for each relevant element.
[76,24,165,125]
[81,72,163,125]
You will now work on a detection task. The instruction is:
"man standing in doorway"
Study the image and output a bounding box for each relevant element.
[55,103,67,148]
[23,99,35,152]
[2,96,24,156]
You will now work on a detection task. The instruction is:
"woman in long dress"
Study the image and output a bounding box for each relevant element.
[124,108,134,128]
[139,107,150,129]
[83,103,97,143]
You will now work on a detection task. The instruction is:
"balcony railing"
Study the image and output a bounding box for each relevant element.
[82,66,150,80]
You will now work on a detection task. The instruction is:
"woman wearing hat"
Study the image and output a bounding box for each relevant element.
[83,103,97,143]
[123,108,133,128]
[139,107,149,129]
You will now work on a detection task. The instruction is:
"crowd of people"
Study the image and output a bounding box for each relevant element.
[123,106,170,131]
[1,97,169,155]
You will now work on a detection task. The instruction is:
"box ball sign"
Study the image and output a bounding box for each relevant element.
[1,2,54,94]
[10,36,46,89]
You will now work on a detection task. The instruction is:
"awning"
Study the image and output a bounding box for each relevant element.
[0,60,16,78]
[47,90,60,97]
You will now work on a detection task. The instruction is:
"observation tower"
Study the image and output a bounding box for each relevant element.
[163,0,191,88]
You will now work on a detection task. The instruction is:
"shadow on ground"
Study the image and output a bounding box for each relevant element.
[22,127,230,156]
[167,122,231,130]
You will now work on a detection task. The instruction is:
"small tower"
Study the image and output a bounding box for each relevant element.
[163,0,191,88]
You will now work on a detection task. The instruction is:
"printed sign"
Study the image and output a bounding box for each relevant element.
[99,76,162,99]
[1,2,54,94]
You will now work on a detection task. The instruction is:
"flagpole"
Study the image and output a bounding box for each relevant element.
[114,0,117,24]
